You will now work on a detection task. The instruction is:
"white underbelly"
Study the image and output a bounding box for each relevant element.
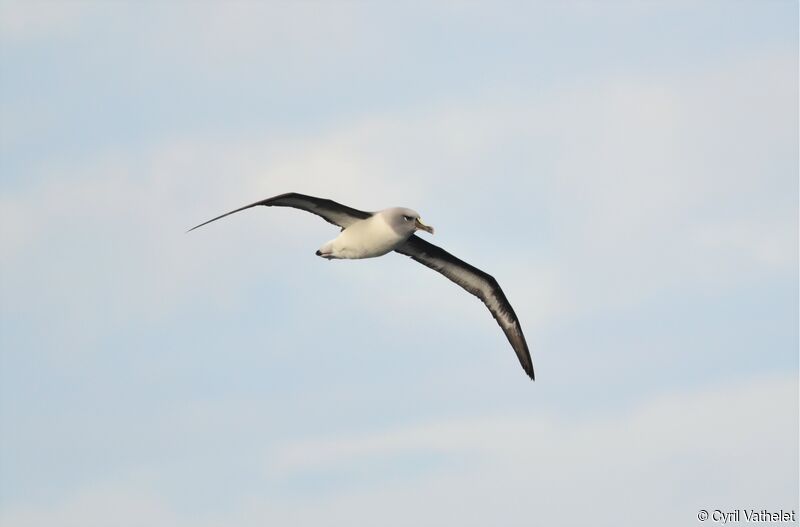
[329,216,406,259]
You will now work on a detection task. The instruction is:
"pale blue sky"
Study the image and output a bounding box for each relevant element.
[1,2,797,526]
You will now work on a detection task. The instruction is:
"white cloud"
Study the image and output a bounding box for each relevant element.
[0,1,92,42]
[1,5,796,527]
[2,373,795,527]
[1,48,794,351]
[0,482,179,527]
[691,217,797,270]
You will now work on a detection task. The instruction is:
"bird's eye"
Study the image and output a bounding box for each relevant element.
[403,215,413,221]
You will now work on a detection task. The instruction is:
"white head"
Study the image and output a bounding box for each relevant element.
[382,207,435,237]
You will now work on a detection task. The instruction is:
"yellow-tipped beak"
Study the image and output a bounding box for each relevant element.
[415,217,434,234]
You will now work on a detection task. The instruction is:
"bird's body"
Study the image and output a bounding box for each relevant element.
[189,193,535,380]
[317,208,430,259]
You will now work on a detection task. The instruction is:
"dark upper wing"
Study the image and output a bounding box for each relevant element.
[395,235,534,380]
[187,192,372,232]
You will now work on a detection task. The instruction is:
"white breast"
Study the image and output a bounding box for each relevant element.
[324,214,407,259]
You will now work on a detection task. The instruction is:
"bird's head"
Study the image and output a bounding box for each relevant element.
[385,207,434,236]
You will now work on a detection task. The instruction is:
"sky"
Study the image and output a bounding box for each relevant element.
[0,1,797,526]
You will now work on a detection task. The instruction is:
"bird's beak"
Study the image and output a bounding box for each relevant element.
[415,217,434,234]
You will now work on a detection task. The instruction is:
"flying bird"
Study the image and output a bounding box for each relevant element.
[189,192,534,380]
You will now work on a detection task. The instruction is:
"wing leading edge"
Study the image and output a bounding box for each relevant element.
[188,192,372,232]
[395,235,534,380]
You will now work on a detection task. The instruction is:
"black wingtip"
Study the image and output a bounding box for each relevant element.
[186,219,215,233]
[185,198,277,234]
[521,362,535,381]
[526,359,535,381]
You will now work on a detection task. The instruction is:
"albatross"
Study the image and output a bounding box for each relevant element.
[189,192,534,380]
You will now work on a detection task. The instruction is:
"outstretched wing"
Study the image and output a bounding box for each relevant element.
[188,192,373,232]
[395,235,534,380]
